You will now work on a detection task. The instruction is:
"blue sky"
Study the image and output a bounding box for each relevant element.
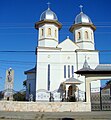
[0,0,111,91]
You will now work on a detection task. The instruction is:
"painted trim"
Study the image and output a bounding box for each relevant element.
[39,38,58,42]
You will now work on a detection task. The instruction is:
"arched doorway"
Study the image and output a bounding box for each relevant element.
[68,85,73,96]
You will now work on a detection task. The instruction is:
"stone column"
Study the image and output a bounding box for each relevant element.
[85,78,91,102]
[75,86,79,101]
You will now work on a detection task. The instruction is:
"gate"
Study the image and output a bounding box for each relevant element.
[91,87,111,111]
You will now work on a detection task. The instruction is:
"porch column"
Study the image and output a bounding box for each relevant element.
[65,84,70,99]
[85,78,91,102]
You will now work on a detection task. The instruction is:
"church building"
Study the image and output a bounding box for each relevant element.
[25,5,100,101]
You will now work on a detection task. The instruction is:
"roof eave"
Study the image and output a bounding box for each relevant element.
[69,23,96,33]
[35,20,62,30]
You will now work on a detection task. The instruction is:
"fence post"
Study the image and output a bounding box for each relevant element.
[100,87,102,110]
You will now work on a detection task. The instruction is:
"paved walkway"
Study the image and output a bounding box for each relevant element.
[0,111,111,120]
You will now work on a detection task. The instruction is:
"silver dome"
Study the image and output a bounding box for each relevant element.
[75,12,92,24]
[40,8,58,21]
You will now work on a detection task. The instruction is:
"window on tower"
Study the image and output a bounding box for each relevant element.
[55,29,57,38]
[77,32,81,40]
[85,31,88,39]
[41,29,44,36]
[91,32,93,40]
[48,28,51,36]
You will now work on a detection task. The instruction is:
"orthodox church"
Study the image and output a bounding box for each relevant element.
[25,5,100,101]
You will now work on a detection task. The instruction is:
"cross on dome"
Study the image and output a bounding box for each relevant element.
[47,2,51,9]
[67,36,69,39]
[39,2,58,21]
[79,5,83,13]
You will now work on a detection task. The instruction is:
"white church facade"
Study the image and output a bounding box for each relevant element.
[25,6,100,101]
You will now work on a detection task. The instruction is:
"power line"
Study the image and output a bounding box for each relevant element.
[0,50,35,53]
[0,60,35,64]
[0,50,111,53]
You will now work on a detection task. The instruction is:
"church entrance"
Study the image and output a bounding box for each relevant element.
[7,97,9,101]
[68,86,73,96]
[63,77,82,102]
[68,85,76,102]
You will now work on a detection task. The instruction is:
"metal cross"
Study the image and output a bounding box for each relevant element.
[79,5,83,12]
[47,2,51,9]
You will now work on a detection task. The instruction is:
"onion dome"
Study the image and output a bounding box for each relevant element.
[35,5,62,30]
[69,5,96,32]
[40,7,58,21]
[75,12,92,24]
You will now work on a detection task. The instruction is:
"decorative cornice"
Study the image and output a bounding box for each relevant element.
[35,20,62,30]
[37,46,61,50]
[69,23,96,32]
[76,40,94,44]
[75,49,99,52]
[39,38,58,42]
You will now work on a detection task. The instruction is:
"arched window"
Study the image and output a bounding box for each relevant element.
[55,29,57,38]
[77,32,81,40]
[41,29,44,36]
[85,31,88,39]
[48,64,50,91]
[48,28,51,36]
[91,32,93,40]
[64,65,66,78]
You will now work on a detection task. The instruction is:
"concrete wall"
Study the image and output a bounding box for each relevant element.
[0,101,91,112]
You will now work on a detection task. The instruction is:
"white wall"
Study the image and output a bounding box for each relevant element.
[35,44,100,101]
[26,73,36,101]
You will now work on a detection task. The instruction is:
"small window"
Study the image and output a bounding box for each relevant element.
[41,29,44,36]
[91,32,93,40]
[72,65,74,77]
[48,28,51,36]
[85,31,88,39]
[55,29,57,38]
[64,65,66,78]
[68,65,70,78]
[77,32,81,40]
[29,83,31,94]
[48,64,50,91]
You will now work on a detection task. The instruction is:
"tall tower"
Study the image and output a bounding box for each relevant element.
[4,68,14,101]
[69,5,96,50]
[35,4,62,48]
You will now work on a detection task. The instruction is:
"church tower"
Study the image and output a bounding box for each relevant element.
[69,5,96,50]
[35,4,62,48]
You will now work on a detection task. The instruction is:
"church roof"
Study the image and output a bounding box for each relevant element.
[35,6,62,30]
[74,5,92,24]
[95,64,111,71]
[57,36,79,50]
[75,64,111,75]
[24,67,36,74]
[64,77,83,84]
[69,6,96,32]
[75,12,92,24]
[76,58,94,72]
[40,7,58,21]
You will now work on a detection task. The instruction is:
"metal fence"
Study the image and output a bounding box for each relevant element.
[91,88,111,111]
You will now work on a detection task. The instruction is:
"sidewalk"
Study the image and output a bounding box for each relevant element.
[0,111,111,120]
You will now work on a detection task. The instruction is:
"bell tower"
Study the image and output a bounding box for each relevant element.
[35,4,62,48]
[69,5,96,50]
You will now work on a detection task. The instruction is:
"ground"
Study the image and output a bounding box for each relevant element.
[0,111,111,120]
